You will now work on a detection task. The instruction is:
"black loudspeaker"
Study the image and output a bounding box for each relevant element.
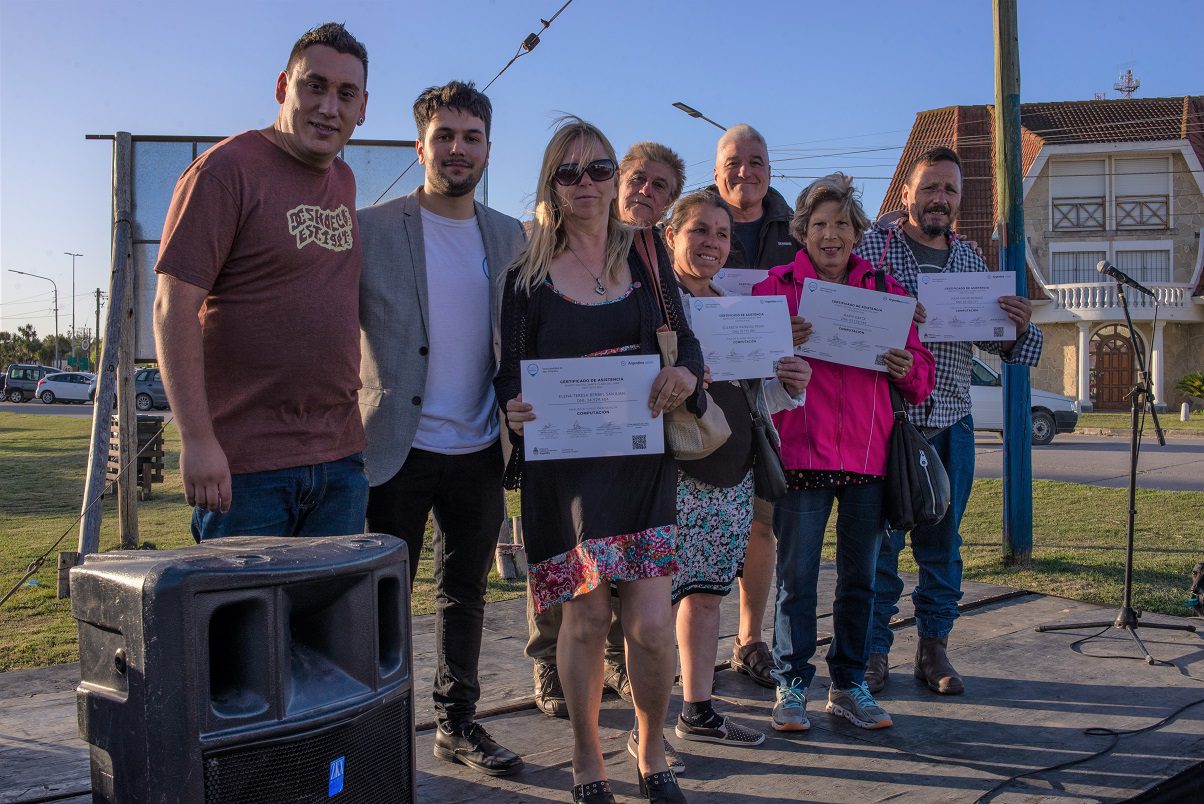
[71,535,414,803]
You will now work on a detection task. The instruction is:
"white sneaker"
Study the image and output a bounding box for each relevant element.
[771,679,810,732]
[826,682,893,729]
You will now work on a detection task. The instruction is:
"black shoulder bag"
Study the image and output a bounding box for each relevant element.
[740,381,787,502]
[873,268,951,530]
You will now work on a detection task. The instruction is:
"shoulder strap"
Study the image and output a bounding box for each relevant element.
[874,266,908,416]
[873,227,894,272]
[636,228,674,331]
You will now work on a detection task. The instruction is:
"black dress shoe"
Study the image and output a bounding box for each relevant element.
[639,769,686,803]
[433,720,523,777]
[572,779,617,803]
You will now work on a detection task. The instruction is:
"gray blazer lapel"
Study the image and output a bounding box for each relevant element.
[402,190,430,338]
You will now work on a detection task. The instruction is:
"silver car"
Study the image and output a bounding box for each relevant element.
[88,367,170,411]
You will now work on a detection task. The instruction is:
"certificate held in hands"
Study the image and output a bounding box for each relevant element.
[690,296,793,381]
[795,278,916,372]
[916,270,1016,342]
[521,355,664,461]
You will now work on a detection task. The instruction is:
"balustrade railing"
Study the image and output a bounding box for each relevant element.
[1047,282,1186,311]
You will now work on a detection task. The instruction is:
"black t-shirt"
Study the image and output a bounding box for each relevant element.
[733,218,764,267]
[903,232,949,273]
[677,379,754,488]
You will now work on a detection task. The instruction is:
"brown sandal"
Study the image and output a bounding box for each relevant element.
[731,641,776,688]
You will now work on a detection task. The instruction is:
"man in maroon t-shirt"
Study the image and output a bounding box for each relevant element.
[153,23,370,541]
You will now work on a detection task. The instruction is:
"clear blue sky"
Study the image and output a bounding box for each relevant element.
[2,0,1201,338]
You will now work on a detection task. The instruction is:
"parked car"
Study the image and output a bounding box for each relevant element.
[970,357,1078,446]
[36,372,96,404]
[91,367,169,411]
[3,363,59,403]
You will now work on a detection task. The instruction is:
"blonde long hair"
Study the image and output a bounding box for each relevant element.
[513,116,634,294]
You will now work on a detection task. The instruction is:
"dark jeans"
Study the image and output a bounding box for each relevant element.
[771,481,886,690]
[192,453,368,541]
[870,415,975,654]
[366,441,504,725]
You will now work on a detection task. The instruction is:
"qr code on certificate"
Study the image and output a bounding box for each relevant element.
[874,354,886,366]
[994,326,1005,337]
[632,434,647,450]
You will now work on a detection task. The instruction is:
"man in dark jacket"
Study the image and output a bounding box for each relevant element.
[707,124,798,269]
[706,123,801,688]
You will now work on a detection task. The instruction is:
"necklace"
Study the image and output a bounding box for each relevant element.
[567,246,607,296]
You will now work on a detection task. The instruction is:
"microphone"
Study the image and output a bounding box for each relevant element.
[1096,260,1156,297]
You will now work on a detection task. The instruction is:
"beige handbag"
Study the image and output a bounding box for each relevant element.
[637,230,732,461]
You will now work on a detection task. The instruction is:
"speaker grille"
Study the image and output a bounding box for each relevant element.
[202,693,412,803]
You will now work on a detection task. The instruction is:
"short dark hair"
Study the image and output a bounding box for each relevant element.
[413,81,494,140]
[287,23,369,83]
[669,190,732,234]
[906,146,962,184]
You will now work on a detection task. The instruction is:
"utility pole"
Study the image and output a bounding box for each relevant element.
[65,252,82,367]
[994,0,1033,564]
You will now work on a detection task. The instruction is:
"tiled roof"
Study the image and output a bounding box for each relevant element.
[879,96,1204,299]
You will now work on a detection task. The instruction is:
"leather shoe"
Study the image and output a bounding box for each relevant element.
[573,779,617,804]
[639,769,687,803]
[914,636,965,695]
[865,652,890,694]
[433,720,523,777]
[730,640,775,688]
[533,659,568,718]
[602,658,632,701]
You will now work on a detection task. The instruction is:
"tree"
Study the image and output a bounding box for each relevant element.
[16,324,39,362]
[0,331,19,369]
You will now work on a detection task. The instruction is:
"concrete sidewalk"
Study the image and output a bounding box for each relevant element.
[2,567,1203,803]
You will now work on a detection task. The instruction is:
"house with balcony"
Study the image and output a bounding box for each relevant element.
[879,96,1204,411]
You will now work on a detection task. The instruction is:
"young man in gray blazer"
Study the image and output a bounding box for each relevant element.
[357,81,525,777]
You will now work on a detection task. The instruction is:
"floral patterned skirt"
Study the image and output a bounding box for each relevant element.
[529,525,677,613]
[671,469,754,605]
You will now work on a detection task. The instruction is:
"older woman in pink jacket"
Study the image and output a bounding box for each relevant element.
[751,173,934,735]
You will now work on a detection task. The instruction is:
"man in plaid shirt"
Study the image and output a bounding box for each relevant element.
[855,147,1042,696]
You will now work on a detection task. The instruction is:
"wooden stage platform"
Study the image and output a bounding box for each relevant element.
[3,567,1202,803]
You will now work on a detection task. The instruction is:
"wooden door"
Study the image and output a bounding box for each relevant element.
[1093,333,1133,410]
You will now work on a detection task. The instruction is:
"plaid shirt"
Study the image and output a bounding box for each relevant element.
[855,213,1043,430]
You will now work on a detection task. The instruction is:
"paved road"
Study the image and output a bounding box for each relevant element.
[975,432,1204,491]
[3,405,1200,491]
[0,400,97,417]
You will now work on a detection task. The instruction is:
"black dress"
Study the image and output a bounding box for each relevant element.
[494,237,704,612]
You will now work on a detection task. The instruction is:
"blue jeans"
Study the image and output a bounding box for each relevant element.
[191,453,369,541]
[771,481,886,690]
[870,415,976,654]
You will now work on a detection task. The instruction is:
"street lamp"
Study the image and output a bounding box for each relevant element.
[672,102,727,132]
[65,252,82,366]
[8,269,59,368]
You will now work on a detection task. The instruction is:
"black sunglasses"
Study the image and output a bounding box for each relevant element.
[552,158,617,186]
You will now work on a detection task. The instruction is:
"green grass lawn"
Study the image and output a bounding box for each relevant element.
[1078,411,1204,433]
[0,413,522,671]
[2,413,1201,671]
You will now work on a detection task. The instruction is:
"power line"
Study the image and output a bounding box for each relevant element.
[370,0,576,206]
[0,291,54,307]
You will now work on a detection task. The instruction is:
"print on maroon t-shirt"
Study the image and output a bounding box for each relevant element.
[155,130,365,474]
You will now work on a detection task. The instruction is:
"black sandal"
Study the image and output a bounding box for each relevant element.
[572,779,616,804]
[639,770,686,803]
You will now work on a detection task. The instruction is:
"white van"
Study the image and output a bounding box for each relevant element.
[970,357,1078,445]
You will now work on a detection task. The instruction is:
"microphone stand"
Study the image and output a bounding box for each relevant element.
[1036,282,1195,662]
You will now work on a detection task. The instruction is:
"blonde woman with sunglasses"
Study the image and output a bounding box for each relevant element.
[495,116,703,804]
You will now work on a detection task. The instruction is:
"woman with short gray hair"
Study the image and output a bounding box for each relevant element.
[751,173,934,735]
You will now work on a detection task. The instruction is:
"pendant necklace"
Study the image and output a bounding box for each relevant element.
[567,246,607,296]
